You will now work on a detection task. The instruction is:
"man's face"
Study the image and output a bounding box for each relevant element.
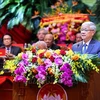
[44,34,53,47]
[76,33,82,42]
[3,35,12,46]
[37,30,46,41]
[80,25,95,42]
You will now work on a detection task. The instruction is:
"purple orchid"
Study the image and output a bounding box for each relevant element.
[60,63,71,71]
[44,59,52,69]
[22,53,28,60]
[54,57,63,66]
[60,72,73,87]
[14,75,27,83]
[14,66,26,75]
[35,73,46,80]
[23,59,29,66]
[35,65,47,82]
[18,61,24,67]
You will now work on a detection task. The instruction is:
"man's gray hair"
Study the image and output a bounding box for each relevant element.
[37,28,48,35]
[35,41,47,49]
[81,21,96,33]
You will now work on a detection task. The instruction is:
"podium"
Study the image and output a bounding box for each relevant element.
[0,71,100,100]
[12,71,100,100]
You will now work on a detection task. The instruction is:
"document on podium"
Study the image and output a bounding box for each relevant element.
[0,48,6,58]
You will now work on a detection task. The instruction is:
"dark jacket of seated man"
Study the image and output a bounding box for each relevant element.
[49,43,60,50]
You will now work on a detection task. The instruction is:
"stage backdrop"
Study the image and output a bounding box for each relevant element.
[0,22,32,44]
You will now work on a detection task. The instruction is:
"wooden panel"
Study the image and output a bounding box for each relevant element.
[12,71,100,100]
[0,71,99,100]
[13,83,39,100]
[0,80,13,100]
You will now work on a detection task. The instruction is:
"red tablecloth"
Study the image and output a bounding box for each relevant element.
[0,76,13,85]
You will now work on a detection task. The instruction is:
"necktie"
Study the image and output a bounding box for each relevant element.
[7,47,10,53]
[82,44,87,54]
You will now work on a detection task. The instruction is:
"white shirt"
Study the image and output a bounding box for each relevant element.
[6,46,11,53]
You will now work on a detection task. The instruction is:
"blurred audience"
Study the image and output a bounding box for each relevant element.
[31,28,48,45]
[75,32,82,43]
[44,34,60,50]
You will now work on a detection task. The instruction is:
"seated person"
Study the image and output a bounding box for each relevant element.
[44,34,60,50]
[75,32,82,43]
[1,33,22,57]
[31,28,48,45]
[33,41,47,49]
[0,33,21,69]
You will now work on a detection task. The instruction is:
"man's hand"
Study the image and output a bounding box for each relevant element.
[5,53,15,58]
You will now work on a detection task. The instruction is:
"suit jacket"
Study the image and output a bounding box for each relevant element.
[72,39,100,57]
[0,46,21,69]
[10,46,21,56]
[0,45,21,56]
[50,44,60,50]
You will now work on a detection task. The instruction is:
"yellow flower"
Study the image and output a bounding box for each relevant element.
[10,65,17,73]
[54,49,60,55]
[71,54,80,61]
[66,34,69,41]
[48,68,54,75]
[96,68,99,72]
[0,71,4,75]
[37,50,45,55]
[17,52,23,59]
[67,50,74,56]
[37,57,44,65]
[53,33,58,40]
[44,51,52,58]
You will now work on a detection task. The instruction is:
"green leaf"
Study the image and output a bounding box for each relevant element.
[7,17,20,29]
[82,0,96,7]
[15,5,27,22]
[14,0,24,3]
[74,74,88,83]
[7,3,19,13]
[29,0,34,5]
[25,7,32,17]
[0,13,9,25]
[0,0,4,4]
[0,0,11,9]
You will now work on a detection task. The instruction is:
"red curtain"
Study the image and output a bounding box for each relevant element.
[0,22,32,43]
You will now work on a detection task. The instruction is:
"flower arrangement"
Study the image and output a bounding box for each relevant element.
[2,47,100,87]
[40,14,89,44]
[50,2,72,15]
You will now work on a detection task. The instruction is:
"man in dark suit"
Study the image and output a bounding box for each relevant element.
[72,21,100,57]
[44,34,60,50]
[0,33,21,69]
[2,33,21,57]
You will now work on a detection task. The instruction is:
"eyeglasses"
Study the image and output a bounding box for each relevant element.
[80,29,94,32]
[3,38,11,40]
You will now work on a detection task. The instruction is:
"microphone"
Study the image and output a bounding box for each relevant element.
[0,46,5,48]
[77,44,79,48]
